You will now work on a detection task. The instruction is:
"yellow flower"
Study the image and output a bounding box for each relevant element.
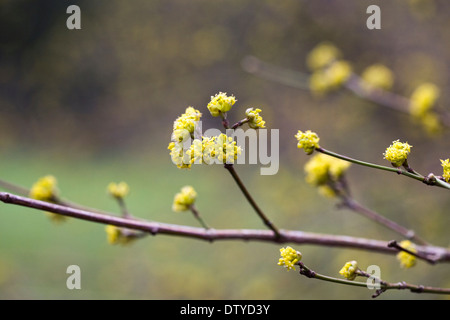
[306,42,341,71]
[339,260,359,280]
[361,64,394,90]
[29,175,58,202]
[168,141,192,169]
[420,112,442,135]
[383,140,412,167]
[207,92,236,117]
[304,153,351,187]
[309,61,352,94]
[309,70,330,95]
[396,240,417,268]
[45,212,67,223]
[410,83,440,118]
[295,130,320,154]
[173,106,202,134]
[440,159,450,182]
[214,134,242,164]
[105,225,135,245]
[172,186,197,212]
[326,60,352,87]
[107,182,130,199]
[245,108,266,129]
[277,246,302,271]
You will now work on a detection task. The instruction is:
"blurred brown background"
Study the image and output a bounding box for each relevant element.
[0,0,449,300]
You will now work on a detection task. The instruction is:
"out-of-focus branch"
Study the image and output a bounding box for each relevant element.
[2,192,450,262]
[241,55,450,128]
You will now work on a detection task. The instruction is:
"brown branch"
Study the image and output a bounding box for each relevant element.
[1,192,450,262]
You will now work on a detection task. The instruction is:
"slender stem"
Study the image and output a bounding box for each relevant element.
[224,164,281,238]
[220,113,230,129]
[387,240,437,265]
[116,197,131,218]
[190,205,210,229]
[355,269,450,297]
[231,118,249,130]
[298,262,450,298]
[0,179,30,195]
[341,197,428,245]
[298,262,370,289]
[316,147,450,189]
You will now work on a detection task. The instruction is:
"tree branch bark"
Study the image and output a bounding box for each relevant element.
[1,192,450,262]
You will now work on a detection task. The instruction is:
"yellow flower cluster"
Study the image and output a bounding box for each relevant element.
[295,130,320,155]
[304,153,350,185]
[361,64,394,91]
[441,159,450,182]
[245,108,266,129]
[410,83,440,117]
[172,186,197,212]
[29,175,58,202]
[396,240,417,269]
[307,43,351,94]
[339,260,359,280]
[409,83,441,135]
[107,182,129,199]
[207,92,236,117]
[306,42,341,71]
[309,60,352,95]
[30,175,67,223]
[171,106,202,142]
[383,140,412,167]
[169,134,241,169]
[277,246,302,271]
[105,225,135,245]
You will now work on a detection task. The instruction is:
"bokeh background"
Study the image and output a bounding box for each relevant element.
[1,0,449,300]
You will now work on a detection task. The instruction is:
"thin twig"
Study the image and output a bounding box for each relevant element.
[340,197,429,246]
[297,262,450,298]
[316,147,450,190]
[387,240,437,265]
[190,205,210,229]
[223,164,281,238]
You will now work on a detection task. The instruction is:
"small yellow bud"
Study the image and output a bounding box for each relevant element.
[295,130,320,154]
[410,83,440,118]
[309,60,352,94]
[245,108,266,129]
[396,240,417,269]
[306,42,341,71]
[107,182,130,199]
[173,106,202,133]
[383,140,412,167]
[29,175,58,202]
[105,225,135,246]
[361,64,394,90]
[45,212,68,223]
[304,154,350,196]
[172,186,197,212]
[326,60,352,87]
[207,92,236,117]
[339,260,359,280]
[440,159,450,182]
[277,246,302,271]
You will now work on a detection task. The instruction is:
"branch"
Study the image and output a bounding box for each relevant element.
[1,192,450,262]
[297,261,450,298]
[316,147,450,190]
[241,55,450,128]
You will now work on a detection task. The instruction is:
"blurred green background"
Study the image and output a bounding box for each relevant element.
[1,0,450,299]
